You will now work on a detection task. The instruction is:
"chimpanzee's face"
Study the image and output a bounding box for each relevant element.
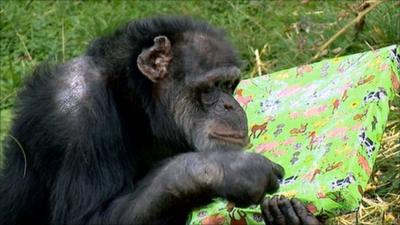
[168,33,248,151]
[137,32,249,151]
[181,67,248,151]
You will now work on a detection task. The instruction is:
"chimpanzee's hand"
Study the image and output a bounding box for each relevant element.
[211,152,284,207]
[261,197,322,225]
[127,151,284,223]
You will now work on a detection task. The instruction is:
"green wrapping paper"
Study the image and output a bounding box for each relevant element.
[188,45,400,225]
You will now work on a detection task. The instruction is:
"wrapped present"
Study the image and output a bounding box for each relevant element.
[188,45,400,225]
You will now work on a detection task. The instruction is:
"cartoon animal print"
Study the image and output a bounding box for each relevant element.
[332,98,340,114]
[255,141,279,154]
[290,123,308,136]
[296,65,313,77]
[294,143,302,150]
[353,109,368,121]
[357,75,375,86]
[310,135,326,150]
[235,89,253,109]
[338,53,368,73]
[320,63,329,77]
[358,128,376,158]
[325,162,343,172]
[250,121,269,139]
[337,59,352,73]
[341,89,349,102]
[290,151,300,165]
[390,48,400,72]
[280,175,298,185]
[363,88,387,105]
[259,99,281,116]
[304,105,327,117]
[358,154,371,175]
[273,123,285,137]
[307,131,317,150]
[324,142,333,153]
[391,71,400,90]
[303,169,321,182]
[278,85,303,98]
[327,127,348,140]
[331,173,356,190]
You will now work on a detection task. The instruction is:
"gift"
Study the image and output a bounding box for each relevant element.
[188,45,400,225]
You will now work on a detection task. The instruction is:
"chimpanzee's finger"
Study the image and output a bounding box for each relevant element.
[277,197,300,225]
[272,162,285,180]
[268,196,286,225]
[261,198,275,225]
[291,198,321,225]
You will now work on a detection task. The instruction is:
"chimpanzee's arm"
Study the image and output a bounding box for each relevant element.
[107,151,283,225]
[53,149,282,224]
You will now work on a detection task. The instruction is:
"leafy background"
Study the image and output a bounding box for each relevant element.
[0,1,399,224]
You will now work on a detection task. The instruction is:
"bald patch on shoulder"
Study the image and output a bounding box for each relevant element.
[56,57,100,114]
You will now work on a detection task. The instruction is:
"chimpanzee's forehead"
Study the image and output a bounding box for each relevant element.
[185,66,241,87]
[177,32,241,75]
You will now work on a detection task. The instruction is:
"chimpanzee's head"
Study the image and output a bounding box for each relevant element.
[137,19,248,151]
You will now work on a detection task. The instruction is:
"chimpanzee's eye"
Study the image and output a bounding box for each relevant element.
[222,80,239,94]
[223,81,231,90]
[200,86,218,106]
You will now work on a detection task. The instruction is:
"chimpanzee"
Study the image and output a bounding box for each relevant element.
[0,17,321,225]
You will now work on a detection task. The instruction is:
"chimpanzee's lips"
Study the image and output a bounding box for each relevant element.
[209,132,249,146]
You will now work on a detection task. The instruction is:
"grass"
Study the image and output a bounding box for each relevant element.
[0,0,399,224]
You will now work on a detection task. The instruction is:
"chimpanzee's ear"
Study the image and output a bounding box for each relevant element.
[137,36,172,83]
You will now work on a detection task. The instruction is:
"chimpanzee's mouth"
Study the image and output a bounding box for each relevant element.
[209,132,249,146]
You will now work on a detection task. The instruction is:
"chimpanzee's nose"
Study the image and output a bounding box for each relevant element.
[224,103,234,111]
